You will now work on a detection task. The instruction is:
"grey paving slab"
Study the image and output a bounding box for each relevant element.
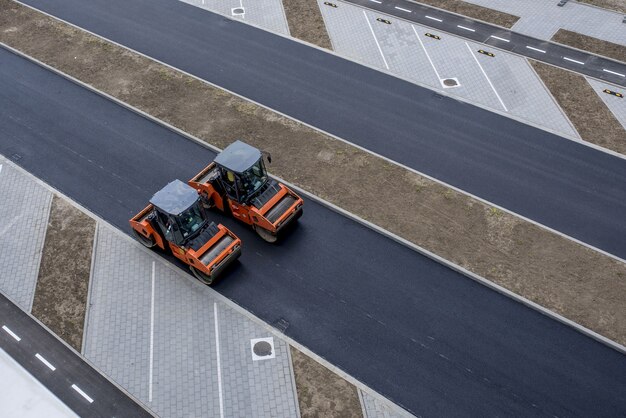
[84,222,299,417]
[0,156,51,312]
[318,1,387,69]
[466,0,626,46]
[587,77,626,130]
[467,40,580,138]
[321,1,578,138]
[360,389,414,418]
[180,0,290,36]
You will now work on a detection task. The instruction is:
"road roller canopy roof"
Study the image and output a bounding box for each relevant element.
[149,179,199,216]
[214,140,262,174]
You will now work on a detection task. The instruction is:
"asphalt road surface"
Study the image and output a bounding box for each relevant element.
[2,46,626,417]
[0,293,152,417]
[346,0,626,86]
[16,0,626,261]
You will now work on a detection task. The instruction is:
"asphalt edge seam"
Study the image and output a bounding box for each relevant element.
[3,43,625,358]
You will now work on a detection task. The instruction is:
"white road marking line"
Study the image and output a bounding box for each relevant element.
[465,42,508,112]
[0,164,3,174]
[369,0,382,3]
[363,11,390,70]
[2,325,20,341]
[526,45,546,53]
[425,15,442,22]
[71,384,94,403]
[490,35,509,42]
[395,6,411,12]
[412,25,442,80]
[603,68,625,77]
[457,25,475,32]
[563,57,585,65]
[214,303,224,418]
[148,261,155,402]
[35,353,56,371]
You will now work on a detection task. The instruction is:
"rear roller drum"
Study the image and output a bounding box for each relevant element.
[132,229,156,248]
[191,266,214,285]
[253,225,278,243]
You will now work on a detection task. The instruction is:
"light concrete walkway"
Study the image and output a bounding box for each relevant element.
[466,0,626,46]
[0,155,51,312]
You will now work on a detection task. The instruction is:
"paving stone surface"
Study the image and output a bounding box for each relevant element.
[466,0,626,45]
[320,0,579,138]
[360,389,414,418]
[587,78,626,131]
[180,0,290,35]
[0,156,52,312]
[84,223,299,418]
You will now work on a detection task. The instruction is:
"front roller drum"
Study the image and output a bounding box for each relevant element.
[190,266,215,285]
[132,228,156,248]
[253,225,278,243]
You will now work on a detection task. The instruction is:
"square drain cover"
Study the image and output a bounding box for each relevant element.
[250,337,276,361]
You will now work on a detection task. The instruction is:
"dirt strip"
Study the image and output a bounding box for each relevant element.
[1,0,625,351]
[415,0,519,28]
[31,196,95,351]
[577,0,626,14]
[291,346,363,417]
[531,60,626,155]
[552,29,626,64]
[283,0,333,50]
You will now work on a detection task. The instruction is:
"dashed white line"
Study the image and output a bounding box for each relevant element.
[2,325,21,341]
[369,0,382,3]
[526,46,546,53]
[412,25,442,80]
[603,68,625,77]
[148,261,155,402]
[214,303,224,418]
[71,384,94,403]
[395,6,411,12]
[457,25,475,32]
[35,353,56,371]
[363,11,390,70]
[425,15,442,22]
[465,42,508,112]
[563,57,585,65]
[490,35,510,42]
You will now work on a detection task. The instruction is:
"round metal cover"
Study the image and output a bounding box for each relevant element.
[443,78,458,87]
[253,341,273,357]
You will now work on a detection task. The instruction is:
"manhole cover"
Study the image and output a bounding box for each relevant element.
[232,7,244,15]
[253,341,273,357]
[442,78,458,87]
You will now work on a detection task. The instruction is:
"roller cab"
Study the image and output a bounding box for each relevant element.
[189,140,303,243]
[129,180,241,285]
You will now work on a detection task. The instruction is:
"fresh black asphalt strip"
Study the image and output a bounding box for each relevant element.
[1,46,625,416]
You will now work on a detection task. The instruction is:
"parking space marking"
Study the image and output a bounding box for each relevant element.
[425,15,442,22]
[394,6,411,13]
[564,57,584,65]
[35,353,56,371]
[2,325,21,341]
[526,46,546,53]
[603,69,625,77]
[363,11,390,69]
[465,42,507,112]
[148,261,155,402]
[412,25,442,81]
[457,25,475,32]
[71,384,94,403]
[490,35,510,43]
[214,303,224,418]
